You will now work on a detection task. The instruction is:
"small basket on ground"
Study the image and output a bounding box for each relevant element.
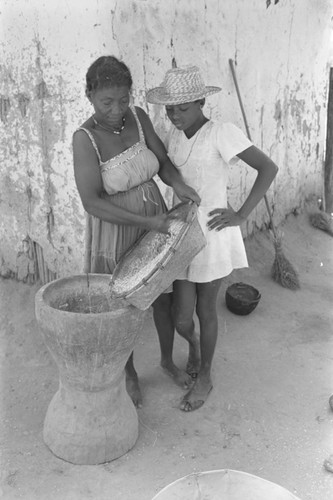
[225,282,261,316]
[109,202,206,310]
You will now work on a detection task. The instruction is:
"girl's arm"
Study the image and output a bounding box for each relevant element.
[208,145,278,230]
[236,146,278,219]
[72,130,171,233]
[136,107,201,204]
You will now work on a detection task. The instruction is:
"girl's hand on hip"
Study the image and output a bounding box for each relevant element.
[207,207,245,231]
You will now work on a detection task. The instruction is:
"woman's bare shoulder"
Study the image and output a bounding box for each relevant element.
[73,117,95,141]
[74,116,94,134]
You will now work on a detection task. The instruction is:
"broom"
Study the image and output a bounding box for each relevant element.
[309,201,333,237]
[228,58,300,290]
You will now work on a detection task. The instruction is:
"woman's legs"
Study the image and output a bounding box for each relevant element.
[152,292,193,388]
[125,353,142,408]
[174,278,222,411]
[125,289,197,407]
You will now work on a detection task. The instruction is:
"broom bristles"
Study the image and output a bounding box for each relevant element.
[270,231,300,290]
[309,212,333,236]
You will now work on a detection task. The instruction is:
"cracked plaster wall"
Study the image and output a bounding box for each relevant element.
[0,0,332,282]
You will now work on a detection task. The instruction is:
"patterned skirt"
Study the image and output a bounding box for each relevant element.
[84,179,167,274]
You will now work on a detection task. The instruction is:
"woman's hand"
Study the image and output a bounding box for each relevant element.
[146,214,174,234]
[173,181,201,205]
[207,207,245,231]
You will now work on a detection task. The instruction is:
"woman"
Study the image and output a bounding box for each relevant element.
[146,65,278,411]
[72,56,200,407]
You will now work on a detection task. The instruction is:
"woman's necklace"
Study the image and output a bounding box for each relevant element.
[92,116,125,135]
[177,121,207,167]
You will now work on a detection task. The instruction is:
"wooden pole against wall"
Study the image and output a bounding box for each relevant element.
[324,67,333,213]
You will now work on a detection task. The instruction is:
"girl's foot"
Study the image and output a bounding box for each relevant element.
[180,377,213,412]
[126,376,142,408]
[186,335,201,379]
[161,360,193,389]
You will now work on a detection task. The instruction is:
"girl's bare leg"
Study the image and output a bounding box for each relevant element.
[171,280,201,378]
[174,278,222,411]
[152,293,193,388]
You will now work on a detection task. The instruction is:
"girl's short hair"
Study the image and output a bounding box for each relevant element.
[86,56,133,92]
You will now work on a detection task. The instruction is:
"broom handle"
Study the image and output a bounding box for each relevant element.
[228,59,277,239]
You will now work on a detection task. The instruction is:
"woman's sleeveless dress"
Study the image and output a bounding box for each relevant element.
[78,105,167,274]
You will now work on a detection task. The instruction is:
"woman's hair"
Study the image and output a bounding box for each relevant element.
[86,56,133,92]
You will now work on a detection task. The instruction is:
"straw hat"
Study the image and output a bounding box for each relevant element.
[146,66,221,105]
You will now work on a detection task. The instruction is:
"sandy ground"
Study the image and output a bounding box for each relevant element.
[1,210,333,500]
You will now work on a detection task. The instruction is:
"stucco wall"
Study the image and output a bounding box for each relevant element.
[0,0,332,282]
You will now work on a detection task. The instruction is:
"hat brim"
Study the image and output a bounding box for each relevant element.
[146,86,221,105]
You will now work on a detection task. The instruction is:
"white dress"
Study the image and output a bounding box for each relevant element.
[166,121,253,283]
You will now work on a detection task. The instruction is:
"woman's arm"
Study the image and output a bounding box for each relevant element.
[72,130,171,233]
[136,107,201,204]
[207,145,278,230]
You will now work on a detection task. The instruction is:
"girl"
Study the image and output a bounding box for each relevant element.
[146,65,278,411]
